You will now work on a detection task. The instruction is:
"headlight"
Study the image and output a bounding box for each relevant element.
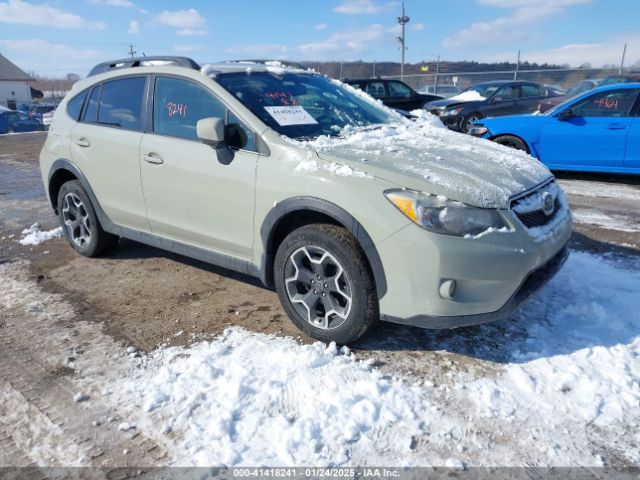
[441,106,464,117]
[468,126,489,137]
[385,189,508,236]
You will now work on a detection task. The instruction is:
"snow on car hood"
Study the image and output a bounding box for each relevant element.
[290,114,552,209]
[446,90,487,103]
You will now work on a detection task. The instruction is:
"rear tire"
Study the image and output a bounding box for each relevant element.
[494,135,529,153]
[57,180,118,257]
[274,224,378,344]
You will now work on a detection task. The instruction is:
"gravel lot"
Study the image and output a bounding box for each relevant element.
[1,132,639,468]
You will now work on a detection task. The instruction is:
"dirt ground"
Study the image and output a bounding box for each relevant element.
[1,132,640,468]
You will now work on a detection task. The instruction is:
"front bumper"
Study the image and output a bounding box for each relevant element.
[381,245,569,329]
[375,208,572,329]
[437,113,463,131]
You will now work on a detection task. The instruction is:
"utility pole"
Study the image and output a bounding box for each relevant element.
[433,54,440,92]
[123,43,136,58]
[620,43,627,74]
[396,1,410,80]
[514,49,521,80]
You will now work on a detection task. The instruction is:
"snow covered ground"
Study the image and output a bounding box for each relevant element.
[106,250,640,467]
[572,208,640,233]
[558,179,640,203]
[18,222,63,246]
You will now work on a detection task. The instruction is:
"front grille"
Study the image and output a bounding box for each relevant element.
[511,181,561,229]
[515,198,560,228]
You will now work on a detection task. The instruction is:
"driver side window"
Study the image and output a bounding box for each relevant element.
[571,89,639,117]
[495,85,518,100]
[153,76,225,141]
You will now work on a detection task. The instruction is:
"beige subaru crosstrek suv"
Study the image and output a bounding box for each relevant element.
[40,56,571,344]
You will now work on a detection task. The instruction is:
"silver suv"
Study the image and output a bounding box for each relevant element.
[40,56,571,344]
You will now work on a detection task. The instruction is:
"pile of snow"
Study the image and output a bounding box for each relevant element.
[116,251,640,467]
[18,223,63,246]
[447,90,487,102]
[119,329,428,466]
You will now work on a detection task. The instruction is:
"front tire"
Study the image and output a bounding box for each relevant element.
[274,224,378,344]
[57,180,118,257]
[462,113,483,133]
[493,134,529,153]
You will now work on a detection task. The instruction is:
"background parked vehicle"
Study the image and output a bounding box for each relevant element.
[0,110,44,134]
[543,84,566,96]
[425,80,562,133]
[600,73,640,86]
[344,78,441,110]
[417,84,462,98]
[28,104,56,123]
[538,79,603,113]
[41,109,56,129]
[469,83,640,174]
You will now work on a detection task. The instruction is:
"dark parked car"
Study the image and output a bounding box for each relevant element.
[538,79,603,113]
[0,110,44,134]
[29,104,56,123]
[425,80,562,133]
[344,78,441,111]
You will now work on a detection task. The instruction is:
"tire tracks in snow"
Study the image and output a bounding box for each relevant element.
[0,260,169,467]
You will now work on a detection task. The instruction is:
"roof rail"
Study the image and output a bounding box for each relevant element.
[87,56,201,77]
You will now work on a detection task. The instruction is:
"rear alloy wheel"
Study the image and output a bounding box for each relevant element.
[462,113,483,133]
[57,180,118,257]
[274,224,378,344]
[494,135,529,153]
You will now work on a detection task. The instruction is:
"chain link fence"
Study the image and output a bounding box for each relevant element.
[381,68,624,92]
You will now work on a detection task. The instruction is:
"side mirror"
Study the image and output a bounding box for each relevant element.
[197,117,225,146]
[558,109,574,121]
[197,117,234,165]
[492,96,503,103]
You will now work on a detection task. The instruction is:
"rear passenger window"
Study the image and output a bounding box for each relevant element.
[84,86,100,123]
[67,90,88,121]
[97,77,146,130]
[153,76,226,141]
[520,85,544,98]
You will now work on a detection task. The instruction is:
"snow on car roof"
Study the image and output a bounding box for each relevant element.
[200,61,314,77]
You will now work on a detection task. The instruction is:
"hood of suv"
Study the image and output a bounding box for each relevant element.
[306,121,552,209]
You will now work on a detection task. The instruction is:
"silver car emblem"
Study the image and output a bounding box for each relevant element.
[541,191,554,216]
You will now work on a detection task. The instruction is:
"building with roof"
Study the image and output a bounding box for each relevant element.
[0,53,33,109]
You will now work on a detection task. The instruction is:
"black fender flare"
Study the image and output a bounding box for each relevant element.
[259,196,387,299]
[48,158,116,231]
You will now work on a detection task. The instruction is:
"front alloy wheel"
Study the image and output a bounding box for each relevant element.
[274,224,379,344]
[284,246,352,330]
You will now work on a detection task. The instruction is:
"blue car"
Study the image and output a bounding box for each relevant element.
[470,83,640,175]
[0,110,44,134]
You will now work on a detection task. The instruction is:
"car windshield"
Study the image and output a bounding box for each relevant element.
[216,72,396,139]
[464,83,503,98]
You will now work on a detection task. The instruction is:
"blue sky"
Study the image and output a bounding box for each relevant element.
[0,0,638,76]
